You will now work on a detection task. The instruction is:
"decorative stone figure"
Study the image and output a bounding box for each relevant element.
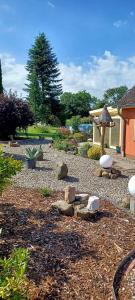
[87,196,99,212]
[100,155,113,169]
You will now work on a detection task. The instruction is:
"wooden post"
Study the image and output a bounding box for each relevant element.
[101,126,106,155]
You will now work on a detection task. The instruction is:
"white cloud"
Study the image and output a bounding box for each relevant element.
[1,51,135,98]
[113,19,127,28]
[0,53,26,96]
[60,51,135,97]
[47,1,55,8]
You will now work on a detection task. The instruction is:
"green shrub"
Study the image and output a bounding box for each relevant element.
[53,139,77,153]
[40,187,52,197]
[0,153,22,194]
[66,116,81,132]
[78,143,91,157]
[73,132,88,142]
[25,147,39,160]
[0,248,29,299]
[87,145,105,160]
[80,116,91,124]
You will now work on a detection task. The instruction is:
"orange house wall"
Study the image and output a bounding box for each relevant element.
[122,108,135,158]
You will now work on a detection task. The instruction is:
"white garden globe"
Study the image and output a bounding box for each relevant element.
[99,155,113,168]
[128,176,135,197]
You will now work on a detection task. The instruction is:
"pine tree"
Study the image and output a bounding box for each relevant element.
[26,68,42,122]
[0,60,3,94]
[26,33,62,123]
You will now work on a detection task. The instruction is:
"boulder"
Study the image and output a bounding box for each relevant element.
[57,162,68,180]
[51,200,74,216]
[64,186,76,204]
[76,207,95,220]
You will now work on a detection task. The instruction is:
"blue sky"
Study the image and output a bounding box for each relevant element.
[1,0,135,97]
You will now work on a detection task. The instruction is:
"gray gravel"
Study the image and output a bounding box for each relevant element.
[4,139,133,204]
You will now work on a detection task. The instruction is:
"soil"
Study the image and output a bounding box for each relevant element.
[0,187,135,300]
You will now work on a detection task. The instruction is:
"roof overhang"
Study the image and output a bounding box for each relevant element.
[89,106,118,117]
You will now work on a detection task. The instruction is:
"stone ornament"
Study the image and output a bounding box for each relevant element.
[99,155,113,169]
[128,175,135,197]
[64,186,75,203]
[87,196,99,212]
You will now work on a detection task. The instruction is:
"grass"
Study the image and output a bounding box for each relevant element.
[17,125,59,139]
[39,187,53,197]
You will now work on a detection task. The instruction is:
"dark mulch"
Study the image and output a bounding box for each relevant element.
[0,187,135,300]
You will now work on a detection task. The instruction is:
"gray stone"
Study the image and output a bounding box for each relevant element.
[110,173,118,179]
[64,186,76,203]
[56,162,68,180]
[76,207,96,220]
[51,200,74,216]
[111,168,121,176]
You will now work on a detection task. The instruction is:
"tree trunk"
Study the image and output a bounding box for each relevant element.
[101,126,106,155]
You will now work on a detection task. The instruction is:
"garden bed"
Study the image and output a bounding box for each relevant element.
[0,187,135,299]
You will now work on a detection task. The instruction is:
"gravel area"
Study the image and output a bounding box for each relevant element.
[3,139,134,204]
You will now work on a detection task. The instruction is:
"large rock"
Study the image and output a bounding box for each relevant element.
[51,200,74,216]
[64,186,76,203]
[56,162,68,180]
[76,207,96,220]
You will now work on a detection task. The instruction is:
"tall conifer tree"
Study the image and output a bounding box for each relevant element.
[0,60,3,94]
[26,33,62,123]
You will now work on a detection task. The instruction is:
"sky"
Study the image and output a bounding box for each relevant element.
[1,0,135,98]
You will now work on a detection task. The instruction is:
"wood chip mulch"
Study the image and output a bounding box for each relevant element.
[0,187,135,300]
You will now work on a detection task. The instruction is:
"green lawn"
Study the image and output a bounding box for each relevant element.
[17,125,59,139]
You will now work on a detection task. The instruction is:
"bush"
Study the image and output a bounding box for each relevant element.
[0,248,29,299]
[78,143,91,157]
[39,187,52,197]
[0,153,22,194]
[66,116,81,132]
[87,145,105,160]
[73,132,88,142]
[53,139,77,153]
[80,116,91,124]
[0,93,34,139]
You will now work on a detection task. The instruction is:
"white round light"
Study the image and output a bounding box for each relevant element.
[99,155,113,168]
[128,176,135,197]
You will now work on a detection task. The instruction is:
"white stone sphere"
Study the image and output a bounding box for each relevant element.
[128,176,135,197]
[99,155,113,168]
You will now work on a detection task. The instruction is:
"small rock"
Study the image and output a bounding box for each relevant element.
[122,196,130,209]
[51,200,74,216]
[102,171,110,178]
[102,168,112,174]
[75,193,89,206]
[64,186,76,204]
[94,168,102,177]
[56,162,68,180]
[110,173,118,179]
[111,168,121,176]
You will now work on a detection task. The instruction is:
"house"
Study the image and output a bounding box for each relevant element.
[90,85,135,159]
[89,106,122,150]
[118,86,135,159]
